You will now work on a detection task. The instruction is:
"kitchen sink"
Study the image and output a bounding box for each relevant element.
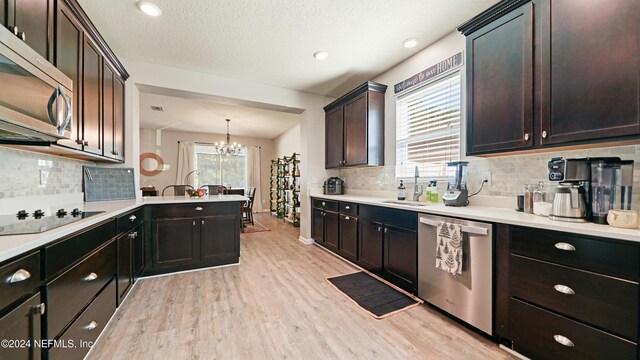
[382,200,430,207]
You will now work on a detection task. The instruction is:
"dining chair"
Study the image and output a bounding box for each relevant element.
[225,188,245,196]
[200,185,227,195]
[242,187,256,225]
[161,185,195,196]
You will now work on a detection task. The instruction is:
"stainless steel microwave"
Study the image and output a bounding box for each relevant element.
[0,25,73,143]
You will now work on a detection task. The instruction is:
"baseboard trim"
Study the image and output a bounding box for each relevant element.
[298,236,315,245]
[139,262,240,280]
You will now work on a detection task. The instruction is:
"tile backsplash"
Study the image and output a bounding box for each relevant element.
[339,145,640,206]
[0,147,89,198]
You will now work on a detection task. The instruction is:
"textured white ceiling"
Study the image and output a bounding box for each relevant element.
[77,0,498,97]
[139,90,301,139]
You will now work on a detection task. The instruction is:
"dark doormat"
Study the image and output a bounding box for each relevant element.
[326,271,422,319]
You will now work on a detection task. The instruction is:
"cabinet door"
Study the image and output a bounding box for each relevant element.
[358,218,383,274]
[466,3,533,155]
[312,208,324,243]
[132,225,144,280]
[324,211,339,252]
[383,225,417,293]
[82,36,102,155]
[339,214,358,262]
[116,232,132,305]
[54,0,82,150]
[344,94,368,166]
[325,106,344,168]
[113,77,125,160]
[0,293,42,360]
[200,215,239,263]
[152,218,199,268]
[539,0,640,145]
[12,0,51,59]
[102,61,115,158]
[0,0,6,26]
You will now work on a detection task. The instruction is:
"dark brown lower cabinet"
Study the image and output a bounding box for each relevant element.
[324,211,339,252]
[0,293,43,360]
[358,218,383,274]
[338,214,358,262]
[116,230,134,306]
[148,203,241,276]
[383,225,417,294]
[311,208,324,244]
[133,225,144,280]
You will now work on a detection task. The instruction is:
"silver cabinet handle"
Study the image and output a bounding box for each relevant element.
[83,272,98,281]
[18,31,25,41]
[201,220,204,225]
[377,226,382,232]
[193,220,196,226]
[553,335,574,347]
[32,303,45,315]
[555,242,576,251]
[524,133,529,141]
[345,206,350,210]
[344,216,350,220]
[321,202,326,207]
[85,321,98,330]
[542,130,548,139]
[12,26,18,36]
[128,233,135,239]
[8,269,31,283]
[384,227,388,233]
[195,207,203,211]
[129,215,137,221]
[554,284,575,295]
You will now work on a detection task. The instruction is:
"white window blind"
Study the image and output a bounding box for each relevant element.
[396,72,461,179]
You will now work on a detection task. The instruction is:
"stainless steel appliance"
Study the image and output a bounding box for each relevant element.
[591,158,634,224]
[418,214,493,335]
[0,24,73,143]
[0,208,104,236]
[323,177,344,195]
[547,157,591,222]
[443,161,469,206]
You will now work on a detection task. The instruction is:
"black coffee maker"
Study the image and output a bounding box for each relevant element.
[323,177,344,195]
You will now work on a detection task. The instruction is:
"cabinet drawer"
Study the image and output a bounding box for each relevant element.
[46,241,116,339]
[0,251,41,311]
[510,298,637,360]
[511,255,638,340]
[313,199,338,212]
[49,280,116,360]
[339,202,358,216]
[510,227,639,281]
[151,202,239,219]
[43,220,116,279]
[116,207,144,234]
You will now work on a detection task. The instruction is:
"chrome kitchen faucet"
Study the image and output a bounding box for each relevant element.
[413,166,424,201]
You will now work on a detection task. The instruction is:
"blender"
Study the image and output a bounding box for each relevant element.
[443,161,469,206]
[591,158,634,224]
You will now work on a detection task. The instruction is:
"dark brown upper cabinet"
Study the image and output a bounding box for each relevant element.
[324,81,386,169]
[5,0,52,60]
[464,2,533,155]
[82,35,102,155]
[537,0,640,145]
[54,0,83,150]
[102,60,114,157]
[459,0,640,156]
[113,77,125,160]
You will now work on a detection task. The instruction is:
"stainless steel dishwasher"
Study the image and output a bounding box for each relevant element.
[418,213,493,335]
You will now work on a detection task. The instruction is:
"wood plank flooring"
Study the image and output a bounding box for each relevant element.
[88,213,515,360]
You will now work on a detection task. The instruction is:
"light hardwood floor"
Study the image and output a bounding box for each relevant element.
[88,213,515,360]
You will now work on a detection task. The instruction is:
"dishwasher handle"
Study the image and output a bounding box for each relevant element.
[419,217,489,236]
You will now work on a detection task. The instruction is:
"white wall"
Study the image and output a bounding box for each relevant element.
[274,123,301,158]
[123,58,334,240]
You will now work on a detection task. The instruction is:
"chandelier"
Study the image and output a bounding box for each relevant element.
[214,119,242,156]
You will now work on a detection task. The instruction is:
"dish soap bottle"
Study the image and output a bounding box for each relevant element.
[397,180,406,200]
[428,180,438,203]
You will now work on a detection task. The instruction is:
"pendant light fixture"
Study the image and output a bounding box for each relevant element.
[214,119,242,156]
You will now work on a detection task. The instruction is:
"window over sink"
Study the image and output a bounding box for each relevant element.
[395,72,461,179]
[194,145,247,189]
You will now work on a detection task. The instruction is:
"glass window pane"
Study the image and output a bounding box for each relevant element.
[195,152,221,186]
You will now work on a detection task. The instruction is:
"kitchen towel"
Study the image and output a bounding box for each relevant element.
[83,166,136,202]
[435,222,463,275]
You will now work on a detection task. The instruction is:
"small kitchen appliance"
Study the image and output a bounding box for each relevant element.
[323,177,344,195]
[443,161,469,206]
[547,157,591,222]
[591,158,634,224]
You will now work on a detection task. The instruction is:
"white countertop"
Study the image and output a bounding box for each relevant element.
[310,192,640,243]
[0,195,248,263]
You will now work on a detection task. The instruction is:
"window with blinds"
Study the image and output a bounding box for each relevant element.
[395,72,461,179]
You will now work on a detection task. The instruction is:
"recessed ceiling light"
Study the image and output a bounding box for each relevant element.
[137,1,162,17]
[402,38,418,49]
[313,51,329,61]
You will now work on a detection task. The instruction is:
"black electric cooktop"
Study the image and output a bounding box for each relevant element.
[0,209,105,236]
